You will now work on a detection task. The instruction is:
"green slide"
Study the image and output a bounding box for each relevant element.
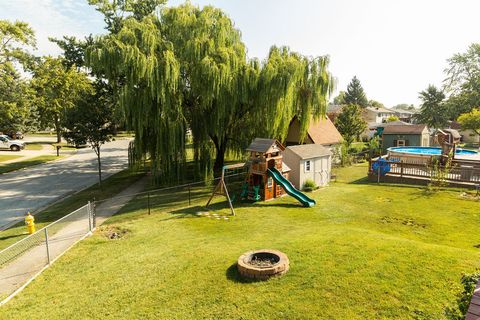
[267,168,316,207]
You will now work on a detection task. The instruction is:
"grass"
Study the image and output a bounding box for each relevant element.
[24,143,44,151]
[0,155,64,175]
[0,155,22,163]
[0,169,145,250]
[2,164,480,319]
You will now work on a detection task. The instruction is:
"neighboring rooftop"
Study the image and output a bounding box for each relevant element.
[286,116,343,146]
[383,124,428,134]
[366,106,396,114]
[286,144,332,159]
[246,138,285,153]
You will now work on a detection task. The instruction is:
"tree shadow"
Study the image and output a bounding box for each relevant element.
[0,233,26,241]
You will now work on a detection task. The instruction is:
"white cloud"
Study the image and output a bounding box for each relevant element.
[0,0,104,57]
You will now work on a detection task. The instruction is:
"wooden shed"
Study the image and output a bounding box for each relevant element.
[283,144,332,190]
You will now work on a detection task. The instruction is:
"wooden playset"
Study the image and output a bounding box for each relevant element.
[206,138,315,215]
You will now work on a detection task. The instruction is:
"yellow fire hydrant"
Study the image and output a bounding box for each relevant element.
[25,212,35,234]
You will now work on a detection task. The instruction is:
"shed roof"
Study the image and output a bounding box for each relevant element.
[383,124,428,135]
[286,144,332,160]
[441,129,462,139]
[246,138,285,153]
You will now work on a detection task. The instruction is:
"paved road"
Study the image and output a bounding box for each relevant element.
[0,139,131,229]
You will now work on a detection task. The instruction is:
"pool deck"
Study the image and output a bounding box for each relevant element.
[455,154,480,161]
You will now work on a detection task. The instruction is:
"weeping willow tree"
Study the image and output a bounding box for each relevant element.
[87,2,334,182]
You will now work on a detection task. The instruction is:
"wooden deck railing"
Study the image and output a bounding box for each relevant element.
[369,158,480,184]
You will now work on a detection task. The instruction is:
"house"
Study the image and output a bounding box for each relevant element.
[364,106,397,124]
[367,120,411,139]
[283,144,332,189]
[394,110,416,123]
[285,116,343,152]
[381,124,430,153]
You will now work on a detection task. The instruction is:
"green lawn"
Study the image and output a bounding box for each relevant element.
[0,155,63,175]
[2,164,480,319]
[0,155,22,163]
[24,143,44,151]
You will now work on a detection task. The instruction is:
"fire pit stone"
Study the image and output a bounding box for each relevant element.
[237,249,289,280]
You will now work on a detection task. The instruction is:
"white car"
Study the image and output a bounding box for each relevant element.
[0,134,25,151]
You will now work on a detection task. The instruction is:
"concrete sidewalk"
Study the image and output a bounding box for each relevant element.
[0,178,146,299]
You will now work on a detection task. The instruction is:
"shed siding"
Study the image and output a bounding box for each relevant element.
[382,133,430,153]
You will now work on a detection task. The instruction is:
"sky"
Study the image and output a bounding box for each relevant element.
[1,0,480,107]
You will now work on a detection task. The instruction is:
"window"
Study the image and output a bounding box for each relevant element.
[305,160,311,172]
[267,177,273,188]
[396,140,406,147]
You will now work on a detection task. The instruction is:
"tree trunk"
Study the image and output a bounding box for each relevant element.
[96,147,102,187]
[55,115,61,143]
[213,145,226,172]
[211,135,226,173]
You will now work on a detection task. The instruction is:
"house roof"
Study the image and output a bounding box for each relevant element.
[246,138,285,153]
[383,124,428,135]
[306,117,343,145]
[369,120,411,129]
[286,144,332,160]
[366,106,396,114]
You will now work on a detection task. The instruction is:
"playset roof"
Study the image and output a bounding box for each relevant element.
[246,138,285,154]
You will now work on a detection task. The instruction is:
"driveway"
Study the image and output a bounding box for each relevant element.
[0,139,131,229]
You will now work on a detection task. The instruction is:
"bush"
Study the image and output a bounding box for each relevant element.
[302,179,318,192]
[445,272,480,319]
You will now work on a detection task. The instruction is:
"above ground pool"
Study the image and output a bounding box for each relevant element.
[388,147,478,156]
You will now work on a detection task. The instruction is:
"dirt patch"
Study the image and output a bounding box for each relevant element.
[99,225,130,240]
[460,192,480,201]
[381,216,427,229]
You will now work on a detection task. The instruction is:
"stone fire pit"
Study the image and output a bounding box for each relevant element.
[237,249,289,280]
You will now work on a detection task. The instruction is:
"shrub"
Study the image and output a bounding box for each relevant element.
[302,179,317,192]
[445,272,480,319]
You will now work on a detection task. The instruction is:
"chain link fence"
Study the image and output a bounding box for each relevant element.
[0,202,94,301]
[0,172,247,302]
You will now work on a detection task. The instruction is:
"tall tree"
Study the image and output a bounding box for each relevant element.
[87,3,334,181]
[31,57,93,142]
[333,91,346,105]
[392,103,416,111]
[369,100,385,109]
[63,80,115,186]
[334,104,367,148]
[444,44,480,119]
[0,20,36,133]
[457,108,480,144]
[416,85,448,129]
[344,76,368,107]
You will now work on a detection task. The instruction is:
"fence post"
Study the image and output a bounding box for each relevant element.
[147,192,151,215]
[93,198,96,229]
[400,161,404,178]
[45,228,51,265]
[188,186,191,206]
[88,201,92,232]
